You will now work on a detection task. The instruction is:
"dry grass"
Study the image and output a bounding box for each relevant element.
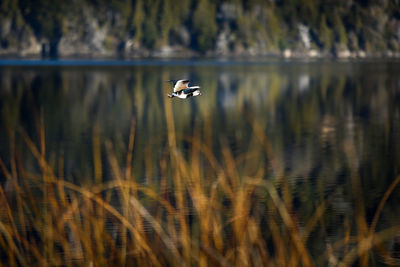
[0,100,399,267]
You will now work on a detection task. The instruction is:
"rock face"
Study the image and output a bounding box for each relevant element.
[298,24,311,50]
[55,8,116,57]
[58,19,109,57]
[1,1,400,58]
[0,20,41,56]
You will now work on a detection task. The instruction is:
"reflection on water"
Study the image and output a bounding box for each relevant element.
[0,60,400,265]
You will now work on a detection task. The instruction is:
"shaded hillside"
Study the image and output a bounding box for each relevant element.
[1,0,400,58]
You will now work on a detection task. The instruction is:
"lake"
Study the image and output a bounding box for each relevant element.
[0,59,399,265]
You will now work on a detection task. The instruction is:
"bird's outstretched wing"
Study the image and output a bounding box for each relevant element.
[182,87,200,94]
[173,80,190,92]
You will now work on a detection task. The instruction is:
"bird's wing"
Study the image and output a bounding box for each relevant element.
[174,80,190,92]
[182,87,200,94]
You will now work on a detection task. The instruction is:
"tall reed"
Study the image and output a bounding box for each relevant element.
[0,100,399,267]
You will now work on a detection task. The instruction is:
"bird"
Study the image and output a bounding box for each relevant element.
[166,79,202,99]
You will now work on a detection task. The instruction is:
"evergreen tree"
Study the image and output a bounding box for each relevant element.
[159,0,173,45]
[130,0,144,42]
[192,0,217,53]
[141,0,160,48]
[332,11,348,45]
[19,0,66,41]
[318,14,333,51]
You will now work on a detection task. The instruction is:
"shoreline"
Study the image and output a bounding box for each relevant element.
[1,54,400,66]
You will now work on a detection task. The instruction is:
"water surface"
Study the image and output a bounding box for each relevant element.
[0,59,399,264]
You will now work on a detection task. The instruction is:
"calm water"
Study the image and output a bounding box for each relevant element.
[0,59,400,263]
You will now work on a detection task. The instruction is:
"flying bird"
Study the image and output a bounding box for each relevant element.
[167,79,202,99]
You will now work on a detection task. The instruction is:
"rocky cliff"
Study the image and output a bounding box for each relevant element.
[1,0,400,58]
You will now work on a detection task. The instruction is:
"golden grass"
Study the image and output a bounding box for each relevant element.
[0,100,399,266]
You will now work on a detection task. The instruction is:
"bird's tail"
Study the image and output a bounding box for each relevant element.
[193,90,201,96]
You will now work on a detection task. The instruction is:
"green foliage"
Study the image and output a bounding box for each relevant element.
[192,0,217,53]
[265,7,282,49]
[158,0,173,45]
[19,0,67,41]
[332,12,348,45]
[0,0,18,19]
[298,0,319,27]
[318,14,333,50]
[129,0,144,41]
[142,20,157,49]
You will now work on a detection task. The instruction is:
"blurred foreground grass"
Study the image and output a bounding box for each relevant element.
[0,95,399,267]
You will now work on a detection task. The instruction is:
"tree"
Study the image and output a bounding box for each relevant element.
[318,14,333,51]
[192,0,217,53]
[129,0,144,42]
[332,11,348,45]
[159,0,173,45]
[19,0,66,41]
